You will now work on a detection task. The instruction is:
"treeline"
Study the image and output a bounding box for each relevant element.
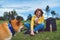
[0,9,32,21]
[0,5,60,21]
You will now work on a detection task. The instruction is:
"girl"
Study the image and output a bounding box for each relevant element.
[24,8,44,36]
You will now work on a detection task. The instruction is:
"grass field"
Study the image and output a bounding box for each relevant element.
[0,20,60,40]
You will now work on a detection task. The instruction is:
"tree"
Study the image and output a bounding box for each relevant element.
[45,5,50,19]
[4,12,9,20]
[11,9,18,17]
[51,11,56,15]
[27,14,32,20]
[45,5,57,31]
[51,11,56,18]
[0,16,4,20]
[46,5,50,12]
[3,9,18,20]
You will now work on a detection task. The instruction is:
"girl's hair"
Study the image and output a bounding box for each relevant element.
[34,8,43,17]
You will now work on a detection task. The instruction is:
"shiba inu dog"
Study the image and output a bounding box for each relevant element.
[10,19,23,33]
[10,16,24,33]
[0,16,24,40]
[0,22,12,40]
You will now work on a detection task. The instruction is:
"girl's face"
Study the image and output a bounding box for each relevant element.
[36,10,41,18]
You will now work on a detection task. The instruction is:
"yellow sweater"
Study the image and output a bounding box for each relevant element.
[31,15,44,31]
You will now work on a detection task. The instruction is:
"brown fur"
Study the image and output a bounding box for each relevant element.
[10,19,24,32]
[0,22,12,40]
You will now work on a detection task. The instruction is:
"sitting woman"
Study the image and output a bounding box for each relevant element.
[24,8,44,36]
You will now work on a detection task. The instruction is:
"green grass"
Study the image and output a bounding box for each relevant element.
[0,20,8,24]
[0,20,60,40]
[0,20,4,24]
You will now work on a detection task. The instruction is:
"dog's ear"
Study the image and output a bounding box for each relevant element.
[16,16,22,21]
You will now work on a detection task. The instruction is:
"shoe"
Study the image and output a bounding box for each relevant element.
[24,30,30,34]
[36,31,38,34]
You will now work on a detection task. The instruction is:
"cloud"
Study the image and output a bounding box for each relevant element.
[0,8,13,16]
[0,0,60,19]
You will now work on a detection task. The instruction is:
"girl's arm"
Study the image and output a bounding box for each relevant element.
[31,17,35,35]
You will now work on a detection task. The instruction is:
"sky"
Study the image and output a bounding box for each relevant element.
[0,0,60,20]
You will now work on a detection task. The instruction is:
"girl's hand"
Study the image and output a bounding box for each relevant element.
[30,30,35,36]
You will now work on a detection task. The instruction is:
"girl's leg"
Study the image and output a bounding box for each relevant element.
[34,23,44,32]
[24,22,30,30]
[24,22,30,34]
